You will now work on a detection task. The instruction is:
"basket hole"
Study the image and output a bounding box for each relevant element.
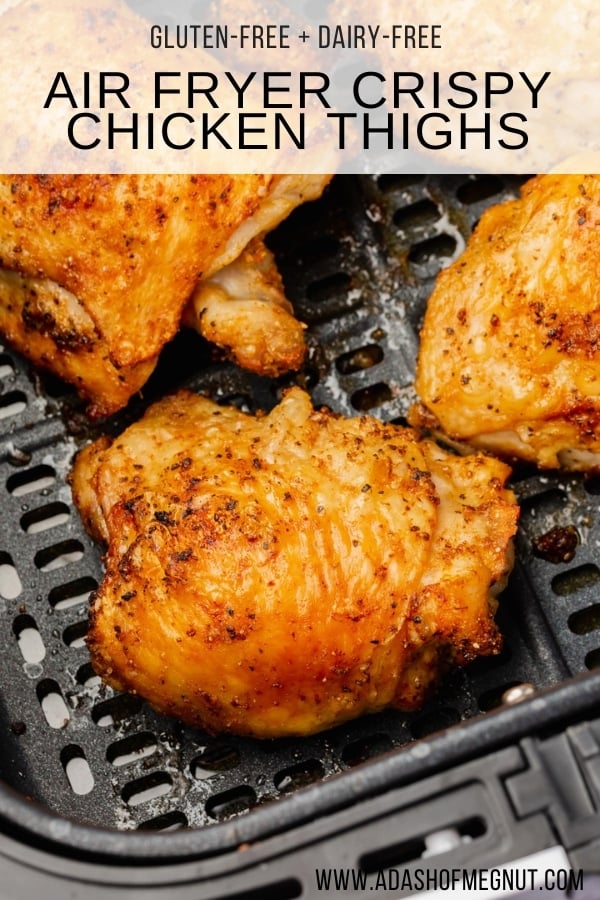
[360,816,485,872]
[0,390,27,420]
[92,694,143,727]
[519,488,568,513]
[13,614,46,663]
[377,174,425,192]
[63,620,88,648]
[107,732,158,767]
[205,880,302,900]
[0,354,15,380]
[35,539,84,572]
[551,564,600,596]
[351,382,393,411]
[61,745,94,795]
[393,199,440,232]
[410,706,461,739]
[21,501,70,535]
[409,233,457,268]
[585,648,600,670]
[37,679,70,729]
[362,836,426,871]
[568,603,600,635]
[49,576,98,610]
[122,772,172,807]
[273,759,325,793]
[478,681,523,712]
[456,175,504,205]
[36,371,76,400]
[191,743,241,777]
[306,271,352,304]
[137,810,188,831]
[422,818,487,858]
[0,552,22,599]
[7,465,56,497]
[205,785,256,819]
[341,733,393,767]
[336,344,384,375]
[76,662,101,687]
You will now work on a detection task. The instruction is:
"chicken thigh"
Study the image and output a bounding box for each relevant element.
[411,173,600,470]
[0,173,329,416]
[71,387,517,738]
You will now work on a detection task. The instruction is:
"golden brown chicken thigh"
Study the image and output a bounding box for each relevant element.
[71,387,517,738]
[0,173,330,417]
[411,173,600,470]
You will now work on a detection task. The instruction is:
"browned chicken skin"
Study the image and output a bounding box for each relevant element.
[183,237,306,377]
[71,387,517,738]
[0,173,330,417]
[411,173,600,470]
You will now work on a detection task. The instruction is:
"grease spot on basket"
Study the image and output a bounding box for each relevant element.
[23,662,43,679]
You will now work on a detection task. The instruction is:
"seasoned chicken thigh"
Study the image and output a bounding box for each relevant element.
[411,173,600,470]
[0,174,329,417]
[71,387,517,738]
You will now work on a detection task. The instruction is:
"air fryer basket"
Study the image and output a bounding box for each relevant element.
[0,175,600,893]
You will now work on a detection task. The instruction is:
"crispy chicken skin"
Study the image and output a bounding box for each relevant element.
[71,387,517,738]
[184,238,306,377]
[411,173,600,470]
[0,173,329,417]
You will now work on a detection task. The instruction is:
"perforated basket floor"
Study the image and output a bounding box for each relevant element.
[0,174,599,840]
